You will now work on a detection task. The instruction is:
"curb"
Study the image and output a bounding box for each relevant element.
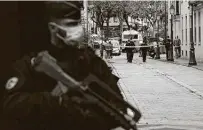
[149,66,203,99]
[155,59,203,71]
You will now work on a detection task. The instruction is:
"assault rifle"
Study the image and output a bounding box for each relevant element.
[32,51,141,130]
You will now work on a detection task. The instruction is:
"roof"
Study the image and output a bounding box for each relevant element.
[122,30,139,35]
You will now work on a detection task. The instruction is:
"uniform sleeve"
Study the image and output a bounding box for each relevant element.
[2,91,59,118]
[90,55,123,97]
[88,55,127,112]
[2,58,60,119]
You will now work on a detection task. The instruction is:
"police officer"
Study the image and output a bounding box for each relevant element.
[1,1,128,130]
[104,41,112,59]
[125,39,135,63]
[140,37,149,62]
[46,1,125,111]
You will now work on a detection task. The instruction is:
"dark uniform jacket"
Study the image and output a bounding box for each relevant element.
[140,43,149,53]
[164,38,171,50]
[125,42,135,53]
[1,45,125,130]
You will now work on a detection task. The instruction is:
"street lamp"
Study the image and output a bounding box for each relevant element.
[188,2,197,65]
[155,14,161,59]
[169,4,175,61]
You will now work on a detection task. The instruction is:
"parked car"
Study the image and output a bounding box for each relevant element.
[109,40,121,56]
[148,37,166,54]
[121,41,127,52]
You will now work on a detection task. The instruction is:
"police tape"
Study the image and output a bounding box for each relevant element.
[111,45,166,48]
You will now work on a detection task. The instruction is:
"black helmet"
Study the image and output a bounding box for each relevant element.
[18,1,84,56]
[18,2,51,56]
[143,37,147,43]
[46,1,83,20]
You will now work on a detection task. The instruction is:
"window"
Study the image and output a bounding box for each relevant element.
[190,27,192,42]
[186,29,187,44]
[190,15,192,43]
[194,12,196,25]
[182,17,183,44]
[176,1,179,15]
[194,12,196,43]
[182,16,183,29]
[186,16,187,44]
[123,35,138,39]
[186,50,187,56]
[182,50,184,56]
[182,30,184,44]
[198,11,201,44]
[113,17,117,22]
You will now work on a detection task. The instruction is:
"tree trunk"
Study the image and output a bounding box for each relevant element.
[123,12,130,30]
[118,11,124,44]
[100,25,104,40]
[152,24,155,37]
[95,23,97,34]
[106,18,110,39]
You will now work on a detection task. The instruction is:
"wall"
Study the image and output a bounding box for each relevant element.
[168,1,203,62]
[194,7,203,62]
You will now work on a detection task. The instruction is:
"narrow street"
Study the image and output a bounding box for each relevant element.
[108,53,203,130]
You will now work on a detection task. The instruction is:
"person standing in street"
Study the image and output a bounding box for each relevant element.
[109,41,113,58]
[174,36,178,58]
[177,36,181,58]
[148,46,156,59]
[140,37,149,62]
[174,36,181,58]
[126,40,130,59]
[100,43,104,58]
[125,39,135,63]
[104,41,112,59]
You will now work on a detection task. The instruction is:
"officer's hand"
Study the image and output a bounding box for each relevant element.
[51,81,68,97]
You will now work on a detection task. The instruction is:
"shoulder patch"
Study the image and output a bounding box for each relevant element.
[5,77,19,90]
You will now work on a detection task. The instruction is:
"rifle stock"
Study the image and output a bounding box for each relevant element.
[32,51,141,130]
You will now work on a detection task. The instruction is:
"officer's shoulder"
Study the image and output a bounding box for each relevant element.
[13,55,33,72]
[4,55,33,91]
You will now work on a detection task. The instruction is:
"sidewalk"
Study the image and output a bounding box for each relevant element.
[158,54,203,71]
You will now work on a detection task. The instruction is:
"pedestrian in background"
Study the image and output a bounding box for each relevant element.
[177,36,181,58]
[148,46,156,59]
[100,43,105,58]
[105,41,112,59]
[140,37,149,62]
[126,40,130,59]
[174,36,177,58]
[125,39,135,63]
[174,36,181,58]
[109,41,113,58]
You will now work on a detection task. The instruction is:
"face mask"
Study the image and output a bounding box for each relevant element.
[63,24,83,45]
[49,19,84,47]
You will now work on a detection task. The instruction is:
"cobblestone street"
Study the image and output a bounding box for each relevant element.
[108,53,203,129]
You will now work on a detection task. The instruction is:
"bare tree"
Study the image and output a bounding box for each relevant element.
[89,1,167,38]
[89,1,118,38]
[133,1,167,36]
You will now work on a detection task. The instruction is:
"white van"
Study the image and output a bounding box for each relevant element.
[121,30,143,52]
